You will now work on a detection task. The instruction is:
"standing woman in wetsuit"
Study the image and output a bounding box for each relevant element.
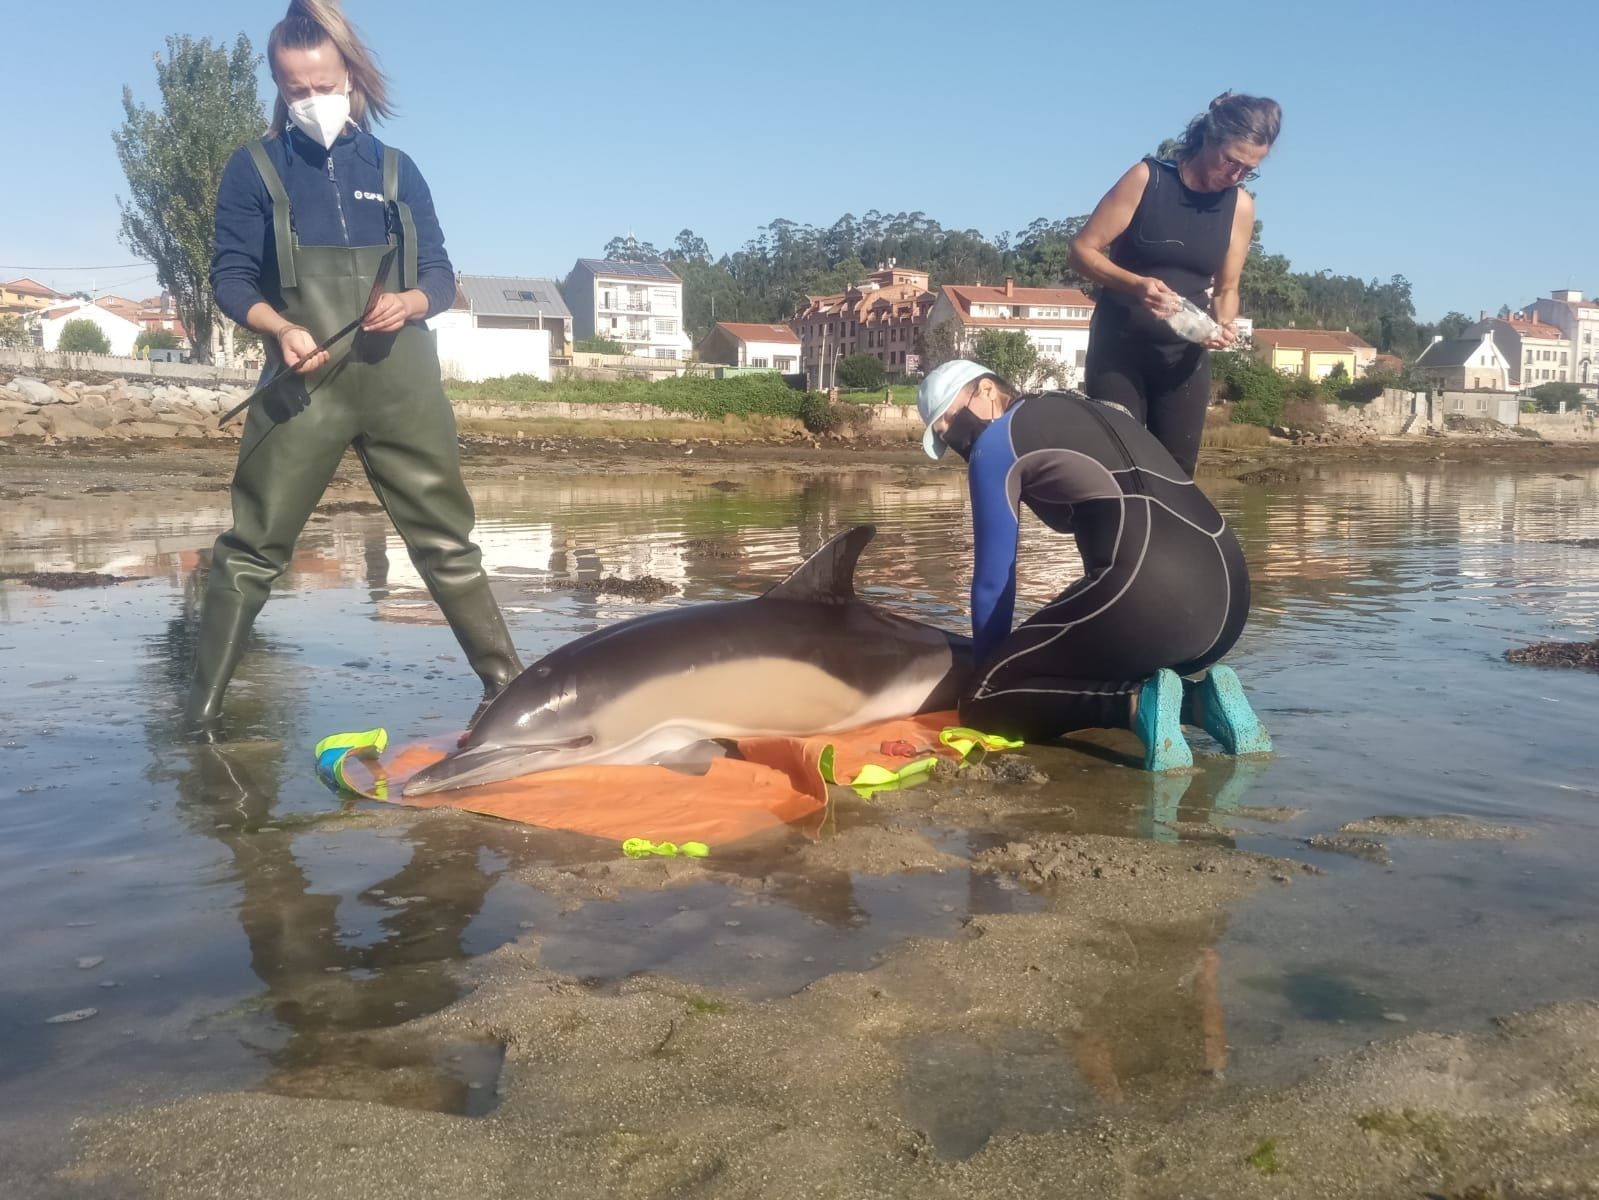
[917,359,1271,772]
[185,0,521,733]
[1068,93,1281,474]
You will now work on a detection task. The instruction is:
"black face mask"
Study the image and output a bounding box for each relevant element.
[941,406,991,461]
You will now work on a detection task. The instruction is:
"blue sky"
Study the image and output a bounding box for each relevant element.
[2,0,1594,320]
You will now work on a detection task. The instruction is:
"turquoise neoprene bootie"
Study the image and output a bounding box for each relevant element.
[1134,669,1193,772]
[1190,665,1273,756]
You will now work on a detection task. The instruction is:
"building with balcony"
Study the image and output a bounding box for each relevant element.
[925,279,1096,389]
[1466,314,1570,388]
[792,263,935,388]
[1523,290,1599,391]
[566,259,692,360]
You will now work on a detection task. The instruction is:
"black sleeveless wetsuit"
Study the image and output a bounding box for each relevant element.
[1085,157,1240,474]
[958,390,1250,743]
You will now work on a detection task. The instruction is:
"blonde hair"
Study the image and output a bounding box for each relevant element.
[267,0,393,136]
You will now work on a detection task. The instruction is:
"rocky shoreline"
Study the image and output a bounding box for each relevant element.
[0,374,246,442]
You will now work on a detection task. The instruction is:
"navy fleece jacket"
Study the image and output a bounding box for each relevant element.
[210,126,455,325]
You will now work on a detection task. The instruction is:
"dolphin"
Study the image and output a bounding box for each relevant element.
[402,525,970,795]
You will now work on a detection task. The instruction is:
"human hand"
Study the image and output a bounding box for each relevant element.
[278,325,327,375]
[362,290,420,334]
[1137,277,1181,318]
[1203,323,1238,350]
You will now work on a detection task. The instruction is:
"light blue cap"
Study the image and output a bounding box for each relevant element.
[917,359,996,460]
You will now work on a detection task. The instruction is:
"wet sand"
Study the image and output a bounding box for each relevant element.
[67,817,1599,1199]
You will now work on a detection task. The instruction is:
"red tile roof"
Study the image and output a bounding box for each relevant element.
[1253,328,1372,353]
[715,321,800,346]
[941,284,1095,328]
[1,277,65,299]
[1498,317,1567,342]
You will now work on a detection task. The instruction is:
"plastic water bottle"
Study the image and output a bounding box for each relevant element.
[1163,297,1224,345]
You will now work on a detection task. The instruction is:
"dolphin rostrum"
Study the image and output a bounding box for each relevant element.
[402,525,970,795]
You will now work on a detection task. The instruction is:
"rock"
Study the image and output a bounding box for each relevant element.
[12,378,55,405]
[0,394,31,413]
[174,424,204,438]
[119,421,181,439]
[0,413,21,438]
[50,385,79,404]
[123,385,154,402]
[13,418,47,437]
[42,412,105,440]
[45,1008,98,1024]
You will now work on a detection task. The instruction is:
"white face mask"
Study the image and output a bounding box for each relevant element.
[286,79,352,150]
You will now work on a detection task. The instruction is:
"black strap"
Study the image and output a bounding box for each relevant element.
[245,140,297,290]
[382,146,418,290]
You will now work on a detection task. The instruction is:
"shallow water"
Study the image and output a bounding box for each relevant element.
[2,457,1598,1181]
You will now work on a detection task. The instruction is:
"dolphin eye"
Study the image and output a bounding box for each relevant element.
[537,666,552,678]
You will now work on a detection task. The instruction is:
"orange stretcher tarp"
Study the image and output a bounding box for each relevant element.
[323,710,980,850]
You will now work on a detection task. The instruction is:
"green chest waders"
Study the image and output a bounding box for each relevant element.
[184,139,522,731]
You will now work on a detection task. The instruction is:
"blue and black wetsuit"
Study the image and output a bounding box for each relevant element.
[959,390,1250,742]
[1085,157,1239,474]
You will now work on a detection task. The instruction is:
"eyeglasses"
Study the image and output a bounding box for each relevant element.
[1216,148,1262,182]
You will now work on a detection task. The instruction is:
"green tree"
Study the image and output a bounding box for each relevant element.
[574,336,626,354]
[972,329,1038,388]
[0,315,32,347]
[1212,350,1286,427]
[835,353,884,391]
[602,234,662,263]
[232,325,261,358]
[58,318,112,354]
[921,320,964,372]
[1529,381,1585,412]
[135,328,180,352]
[113,33,265,364]
[1436,311,1472,340]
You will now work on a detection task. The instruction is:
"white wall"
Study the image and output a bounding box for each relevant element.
[431,311,551,382]
[39,304,140,356]
[737,339,801,369]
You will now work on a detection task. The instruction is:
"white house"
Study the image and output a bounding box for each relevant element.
[926,279,1095,388]
[696,322,801,372]
[38,298,142,356]
[1415,331,1513,391]
[565,259,692,360]
[430,274,570,382]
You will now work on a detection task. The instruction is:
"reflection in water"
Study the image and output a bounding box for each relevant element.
[2,460,1599,1165]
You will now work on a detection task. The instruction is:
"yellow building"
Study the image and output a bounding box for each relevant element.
[1251,328,1375,379]
[0,277,66,313]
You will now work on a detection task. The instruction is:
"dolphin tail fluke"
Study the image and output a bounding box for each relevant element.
[762,524,875,605]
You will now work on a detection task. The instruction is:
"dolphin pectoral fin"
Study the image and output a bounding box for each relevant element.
[761,525,875,605]
[402,736,593,797]
[648,739,733,776]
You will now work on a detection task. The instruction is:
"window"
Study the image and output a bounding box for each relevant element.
[751,357,770,369]
[1075,350,1087,368]
[654,318,675,335]
[775,356,794,372]
[653,347,675,359]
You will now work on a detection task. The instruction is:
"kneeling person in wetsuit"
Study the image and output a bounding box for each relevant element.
[917,359,1270,771]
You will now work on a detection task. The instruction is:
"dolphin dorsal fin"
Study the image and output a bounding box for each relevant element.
[762,524,876,605]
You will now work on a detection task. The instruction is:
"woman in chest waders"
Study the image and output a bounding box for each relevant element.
[184,0,521,735]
